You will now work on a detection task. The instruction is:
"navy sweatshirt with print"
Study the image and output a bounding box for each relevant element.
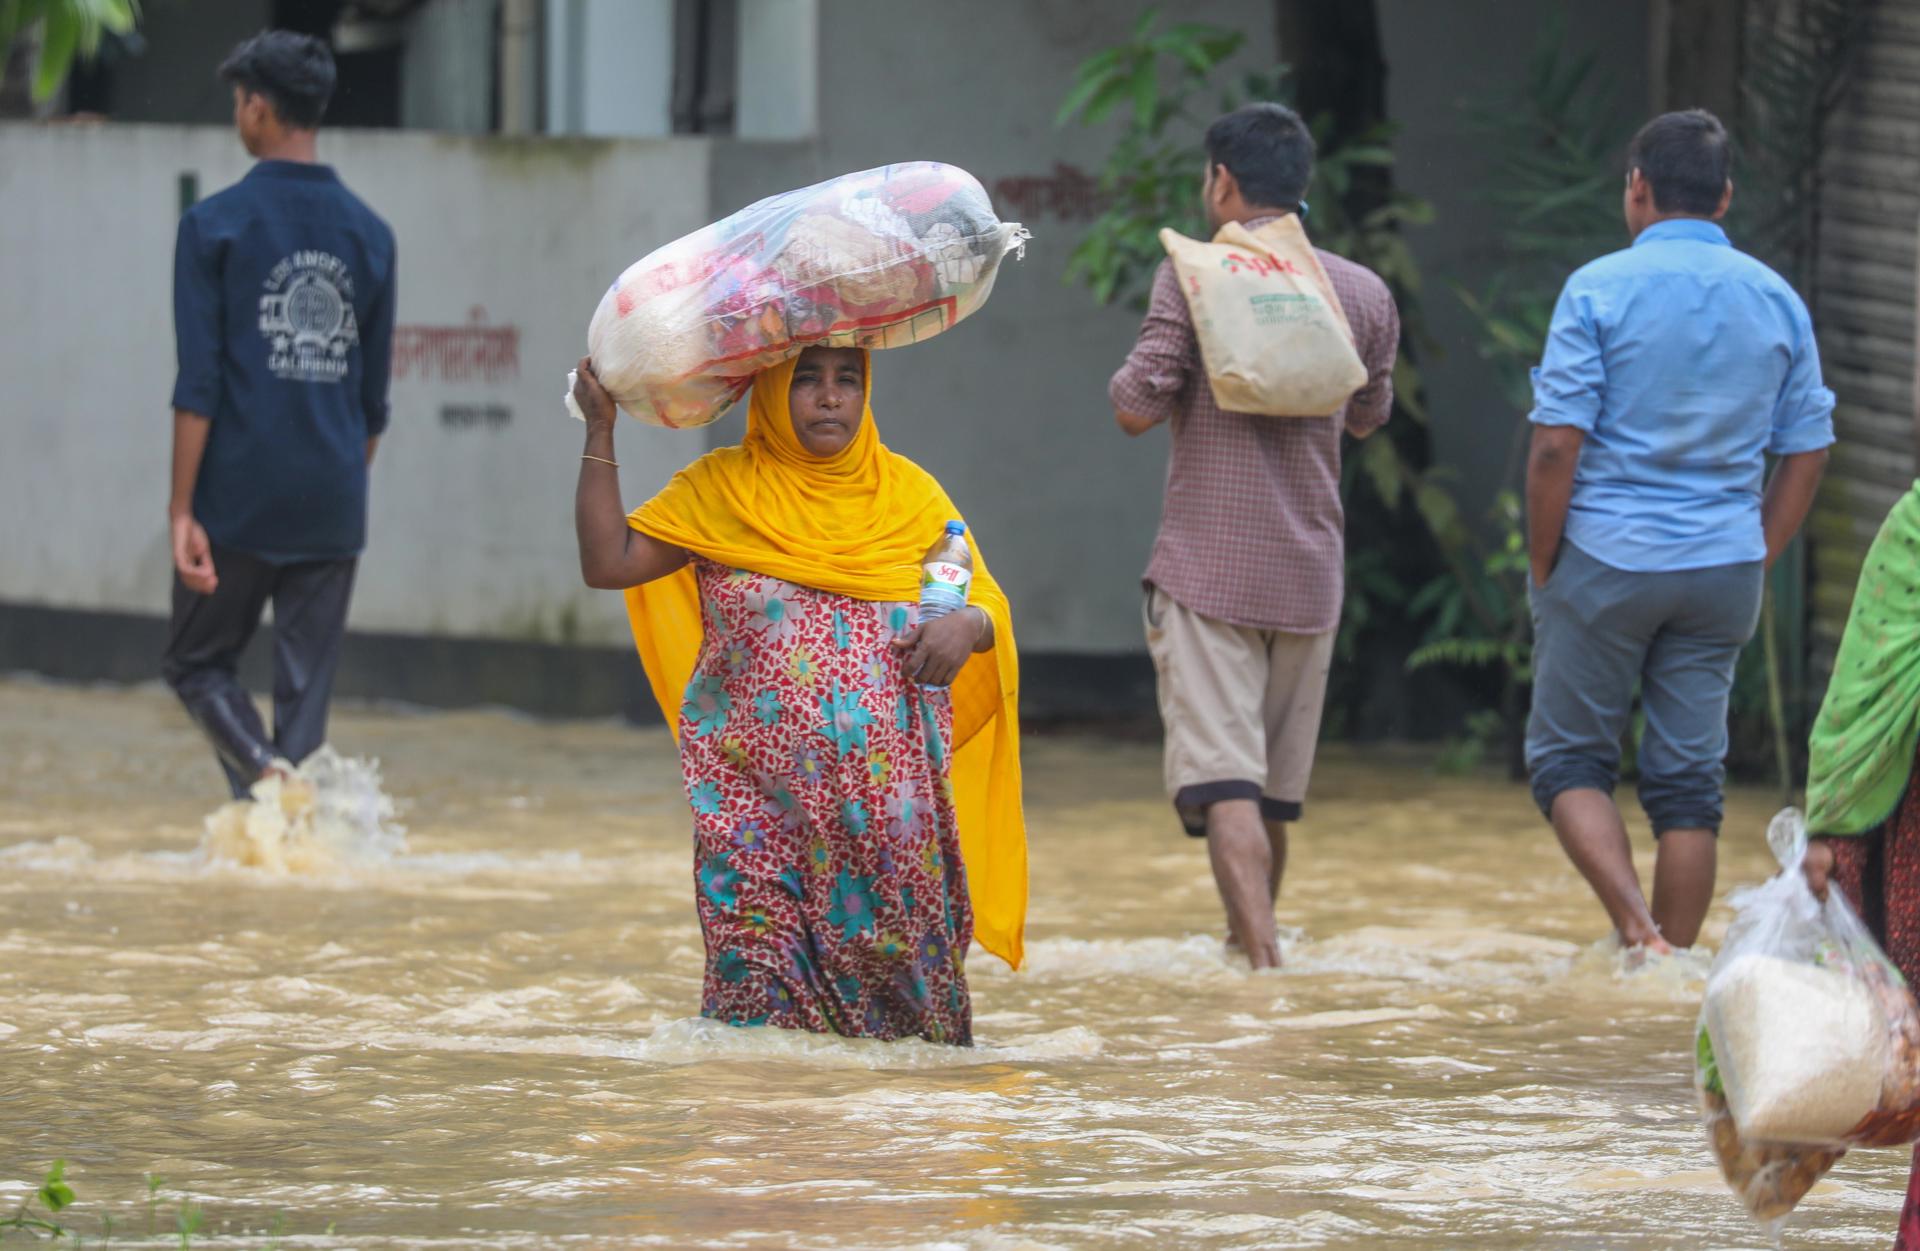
[171,160,396,563]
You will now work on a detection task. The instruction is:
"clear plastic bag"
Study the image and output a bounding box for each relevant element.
[568,162,1029,429]
[1696,808,1920,1224]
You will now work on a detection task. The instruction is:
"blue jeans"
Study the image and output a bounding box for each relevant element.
[1525,543,1764,835]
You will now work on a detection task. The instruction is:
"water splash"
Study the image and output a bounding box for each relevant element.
[1571,933,1716,995]
[200,748,404,873]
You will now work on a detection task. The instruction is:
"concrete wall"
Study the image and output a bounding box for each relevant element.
[0,123,712,650]
[545,0,675,138]
[1380,0,1652,522]
[402,0,500,134]
[736,0,818,141]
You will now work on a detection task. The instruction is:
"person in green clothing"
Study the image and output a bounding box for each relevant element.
[1799,479,1920,1250]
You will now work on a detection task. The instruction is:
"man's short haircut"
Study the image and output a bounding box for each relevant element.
[1204,103,1315,210]
[1627,109,1732,217]
[218,30,336,130]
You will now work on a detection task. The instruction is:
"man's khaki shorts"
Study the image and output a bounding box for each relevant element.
[1143,585,1335,837]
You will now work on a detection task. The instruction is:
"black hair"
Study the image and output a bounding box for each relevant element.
[1627,109,1731,216]
[218,30,335,130]
[1203,103,1315,210]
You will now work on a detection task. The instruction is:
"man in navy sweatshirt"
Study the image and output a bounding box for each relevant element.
[165,30,396,797]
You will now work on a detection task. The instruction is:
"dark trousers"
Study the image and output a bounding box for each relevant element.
[162,546,357,798]
[1524,543,1763,835]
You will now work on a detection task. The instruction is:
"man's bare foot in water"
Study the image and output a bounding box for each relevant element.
[1619,927,1675,969]
[1223,930,1283,967]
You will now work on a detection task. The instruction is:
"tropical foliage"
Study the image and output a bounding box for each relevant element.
[0,0,137,103]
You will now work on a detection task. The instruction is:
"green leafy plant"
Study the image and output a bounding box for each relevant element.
[0,1166,309,1248]
[1433,708,1507,776]
[174,1200,202,1249]
[1054,10,1433,325]
[1696,1025,1724,1095]
[1405,489,1534,774]
[1453,14,1630,422]
[1,1160,75,1239]
[1053,11,1238,306]
[1336,548,1406,666]
[0,0,138,103]
[1406,491,1530,674]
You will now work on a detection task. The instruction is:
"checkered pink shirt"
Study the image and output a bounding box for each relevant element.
[1110,230,1400,634]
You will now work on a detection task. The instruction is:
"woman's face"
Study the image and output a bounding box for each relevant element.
[788,347,865,458]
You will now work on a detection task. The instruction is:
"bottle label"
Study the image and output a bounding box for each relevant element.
[921,562,971,613]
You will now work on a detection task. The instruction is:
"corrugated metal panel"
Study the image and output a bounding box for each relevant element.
[1809,0,1920,684]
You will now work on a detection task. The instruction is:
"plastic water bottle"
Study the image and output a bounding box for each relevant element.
[918,520,974,625]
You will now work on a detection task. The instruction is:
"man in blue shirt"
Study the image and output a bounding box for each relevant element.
[1526,110,1833,955]
[164,31,396,797]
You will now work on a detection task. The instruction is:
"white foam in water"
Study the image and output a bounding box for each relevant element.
[0,835,97,871]
[988,932,1300,983]
[1571,933,1715,999]
[633,1016,1106,1069]
[199,747,405,874]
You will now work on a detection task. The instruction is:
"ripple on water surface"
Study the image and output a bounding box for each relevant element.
[0,680,1908,1249]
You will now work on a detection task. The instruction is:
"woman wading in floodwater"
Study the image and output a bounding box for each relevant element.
[1802,480,1920,1247]
[571,347,1026,1044]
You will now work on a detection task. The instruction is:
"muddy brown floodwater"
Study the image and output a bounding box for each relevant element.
[0,678,1907,1248]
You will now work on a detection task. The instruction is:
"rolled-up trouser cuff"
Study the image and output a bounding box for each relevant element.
[1173,780,1261,838]
[1261,797,1303,824]
[1639,762,1725,835]
[1529,753,1618,820]
[1640,773,1725,837]
[1651,816,1722,838]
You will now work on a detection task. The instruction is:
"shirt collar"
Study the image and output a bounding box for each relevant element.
[1633,218,1730,247]
[246,160,339,183]
[1244,212,1299,229]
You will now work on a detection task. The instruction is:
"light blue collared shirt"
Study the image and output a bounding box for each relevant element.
[1529,218,1836,572]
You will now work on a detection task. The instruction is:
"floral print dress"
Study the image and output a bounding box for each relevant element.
[678,558,973,1044]
[1831,741,1920,1250]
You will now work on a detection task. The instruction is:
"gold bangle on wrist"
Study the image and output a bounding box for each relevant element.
[582,454,619,468]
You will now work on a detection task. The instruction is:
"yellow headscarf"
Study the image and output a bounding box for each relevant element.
[623,352,1027,968]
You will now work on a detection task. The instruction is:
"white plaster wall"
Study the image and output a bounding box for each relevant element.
[0,122,712,647]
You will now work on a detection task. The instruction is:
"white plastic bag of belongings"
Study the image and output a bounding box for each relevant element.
[1695,808,1920,1227]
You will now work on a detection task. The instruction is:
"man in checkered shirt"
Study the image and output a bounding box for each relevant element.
[1109,103,1401,968]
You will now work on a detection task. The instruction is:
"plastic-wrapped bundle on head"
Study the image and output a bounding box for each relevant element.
[572,162,1029,429]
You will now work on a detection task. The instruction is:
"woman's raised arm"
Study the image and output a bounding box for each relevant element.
[573,359,690,590]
